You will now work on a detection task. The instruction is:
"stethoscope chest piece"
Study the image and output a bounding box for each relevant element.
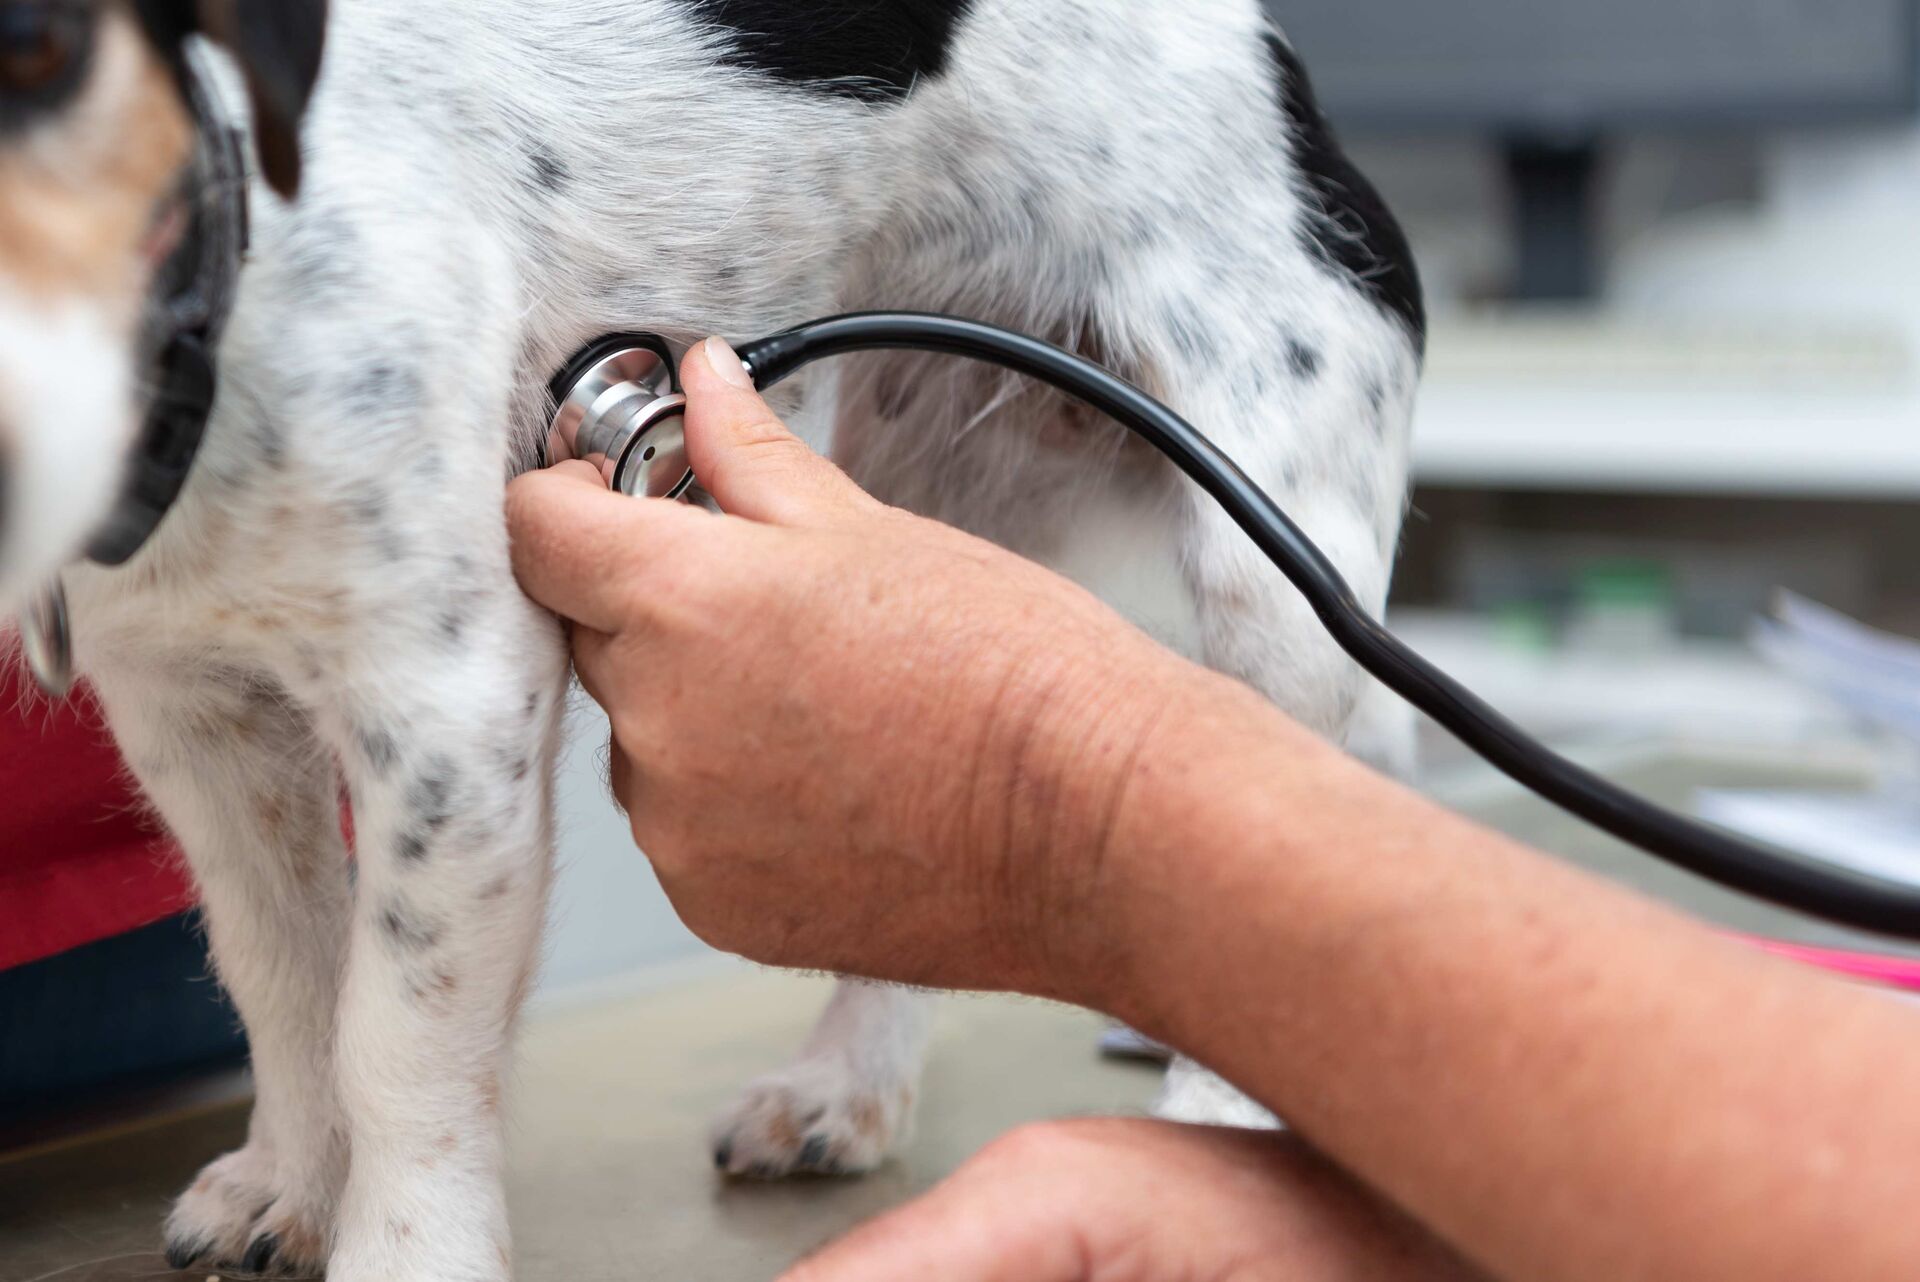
[547,336,696,500]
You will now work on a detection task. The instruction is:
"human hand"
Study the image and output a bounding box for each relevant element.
[781,1119,1481,1282]
[508,338,1223,1000]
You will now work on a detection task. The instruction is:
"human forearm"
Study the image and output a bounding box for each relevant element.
[513,355,1920,1279]
[1082,679,1920,1281]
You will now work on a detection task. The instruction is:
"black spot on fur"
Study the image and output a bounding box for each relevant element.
[346,489,408,562]
[1263,33,1425,354]
[251,413,290,471]
[528,144,571,194]
[492,739,535,786]
[397,758,458,862]
[1285,339,1322,381]
[346,361,427,417]
[683,0,976,102]
[280,207,365,300]
[357,724,400,776]
[433,556,496,646]
[381,903,440,951]
[1161,302,1210,369]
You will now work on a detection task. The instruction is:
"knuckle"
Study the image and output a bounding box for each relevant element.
[734,411,795,445]
[977,1120,1094,1169]
[734,429,813,474]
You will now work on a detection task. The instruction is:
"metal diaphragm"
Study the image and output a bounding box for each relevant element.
[546,343,695,500]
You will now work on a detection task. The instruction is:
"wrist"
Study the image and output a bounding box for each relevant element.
[944,633,1183,1000]
[972,637,1324,1011]
[1067,669,1348,1023]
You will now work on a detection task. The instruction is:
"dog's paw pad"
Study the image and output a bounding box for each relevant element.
[166,1149,329,1277]
[710,1061,915,1179]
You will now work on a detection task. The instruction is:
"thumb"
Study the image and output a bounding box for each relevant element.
[681,337,876,525]
[779,1169,1081,1282]
[506,458,706,633]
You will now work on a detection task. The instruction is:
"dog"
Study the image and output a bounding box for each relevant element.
[0,1,1422,1277]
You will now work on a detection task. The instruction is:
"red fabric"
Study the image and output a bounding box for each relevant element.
[0,665,194,970]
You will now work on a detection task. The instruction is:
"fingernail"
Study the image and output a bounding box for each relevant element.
[704,336,755,389]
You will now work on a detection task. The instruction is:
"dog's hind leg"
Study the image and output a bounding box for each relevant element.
[89,664,352,1277]
[710,980,932,1178]
[314,594,568,1282]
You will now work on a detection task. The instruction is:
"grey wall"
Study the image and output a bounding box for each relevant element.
[539,698,708,996]
[1268,0,1918,130]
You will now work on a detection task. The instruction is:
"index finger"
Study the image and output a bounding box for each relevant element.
[506,460,706,633]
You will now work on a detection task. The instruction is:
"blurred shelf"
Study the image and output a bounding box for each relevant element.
[1392,611,1854,753]
[1412,314,1920,498]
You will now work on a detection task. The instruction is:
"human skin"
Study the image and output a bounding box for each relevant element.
[508,339,1920,1281]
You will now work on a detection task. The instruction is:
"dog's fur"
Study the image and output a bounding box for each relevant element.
[0,1,1421,1277]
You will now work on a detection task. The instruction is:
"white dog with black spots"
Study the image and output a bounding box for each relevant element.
[0,0,1422,1277]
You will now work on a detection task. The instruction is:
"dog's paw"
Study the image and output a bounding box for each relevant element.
[710,1058,917,1179]
[165,1147,331,1277]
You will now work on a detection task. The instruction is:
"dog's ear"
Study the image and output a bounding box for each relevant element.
[193,0,330,198]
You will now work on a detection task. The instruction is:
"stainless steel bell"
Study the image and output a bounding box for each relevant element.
[546,344,696,500]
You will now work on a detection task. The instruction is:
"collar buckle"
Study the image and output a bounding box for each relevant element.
[21,580,74,699]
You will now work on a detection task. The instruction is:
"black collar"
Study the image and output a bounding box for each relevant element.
[85,44,249,567]
[19,45,250,697]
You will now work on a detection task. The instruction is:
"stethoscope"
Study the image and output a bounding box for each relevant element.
[547,312,1920,943]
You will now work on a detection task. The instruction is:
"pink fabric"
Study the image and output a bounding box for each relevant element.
[0,665,194,970]
[1747,937,1920,994]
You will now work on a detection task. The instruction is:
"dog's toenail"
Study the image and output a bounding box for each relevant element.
[241,1232,279,1275]
[798,1136,829,1168]
[713,1141,733,1170]
[166,1238,209,1270]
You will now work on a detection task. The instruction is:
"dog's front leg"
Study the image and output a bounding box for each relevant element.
[88,664,352,1276]
[318,594,567,1282]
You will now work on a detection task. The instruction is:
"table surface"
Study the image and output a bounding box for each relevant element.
[0,969,1160,1282]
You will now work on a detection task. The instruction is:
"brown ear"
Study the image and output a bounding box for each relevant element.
[195,0,329,198]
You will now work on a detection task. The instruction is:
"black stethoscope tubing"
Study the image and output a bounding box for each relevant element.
[726,312,1920,943]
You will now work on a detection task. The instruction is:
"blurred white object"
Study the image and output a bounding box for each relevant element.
[1392,610,1846,757]
[1698,790,1920,889]
[1694,595,1920,887]
[1754,592,1920,755]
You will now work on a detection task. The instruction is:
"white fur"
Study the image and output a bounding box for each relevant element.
[0,292,135,605]
[6,0,1419,1276]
